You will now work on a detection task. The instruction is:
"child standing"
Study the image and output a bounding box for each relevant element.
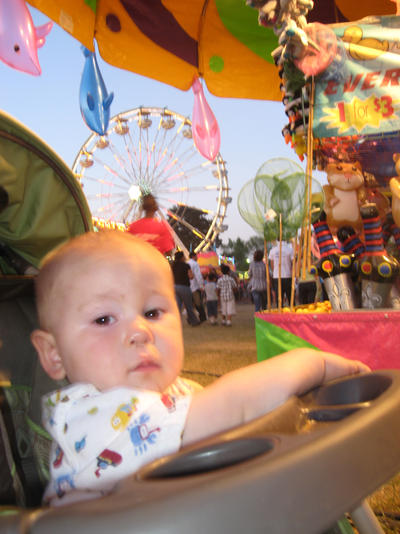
[31,231,369,506]
[204,271,219,325]
[216,264,237,326]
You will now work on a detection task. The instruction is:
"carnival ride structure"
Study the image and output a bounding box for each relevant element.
[73,106,230,253]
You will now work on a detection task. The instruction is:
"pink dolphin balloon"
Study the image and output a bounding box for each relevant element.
[191,77,221,161]
[0,0,53,76]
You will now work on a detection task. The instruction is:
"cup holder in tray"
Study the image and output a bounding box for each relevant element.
[138,437,275,480]
[305,373,392,422]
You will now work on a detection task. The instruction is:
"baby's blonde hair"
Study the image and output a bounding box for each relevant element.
[35,230,169,330]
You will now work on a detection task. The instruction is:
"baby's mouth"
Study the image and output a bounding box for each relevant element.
[131,358,160,372]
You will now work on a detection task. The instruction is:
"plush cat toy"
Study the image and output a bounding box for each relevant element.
[323,160,366,234]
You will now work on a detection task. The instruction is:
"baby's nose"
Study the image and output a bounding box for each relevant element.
[127,317,152,346]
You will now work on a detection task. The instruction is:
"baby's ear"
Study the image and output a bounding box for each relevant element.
[30,329,66,380]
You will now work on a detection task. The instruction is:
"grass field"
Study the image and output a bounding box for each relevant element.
[181,302,400,533]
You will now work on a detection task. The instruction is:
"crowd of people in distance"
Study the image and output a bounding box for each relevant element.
[126,194,325,322]
[126,193,241,327]
[171,250,239,327]
[170,242,328,327]
[246,240,327,312]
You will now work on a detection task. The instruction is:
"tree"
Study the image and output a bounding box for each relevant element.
[167,205,222,251]
[247,235,265,252]
[220,237,250,271]
[220,235,268,271]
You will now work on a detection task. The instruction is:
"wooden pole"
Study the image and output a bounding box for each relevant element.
[290,235,297,310]
[264,240,271,311]
[278,214,282,311]
[297,223,304,279]
[301,78,315,279]
[307,78,315,270]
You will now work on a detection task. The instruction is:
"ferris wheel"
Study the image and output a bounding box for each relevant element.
[72,106,231,252]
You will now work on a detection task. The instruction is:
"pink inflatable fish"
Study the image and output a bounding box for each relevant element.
[0,0,52,75]
[191,77,221,161]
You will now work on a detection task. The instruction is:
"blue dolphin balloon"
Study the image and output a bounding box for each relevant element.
[79,46,114,135]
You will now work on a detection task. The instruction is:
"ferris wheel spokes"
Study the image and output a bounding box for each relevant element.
[73,107,230,251]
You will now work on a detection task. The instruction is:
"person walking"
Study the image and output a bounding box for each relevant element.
[204,271,219,325]
[216,264,237,326]
[187,251,207,323]
[269,240,294,306]
[171,251,200,326]
[248,249,268,312]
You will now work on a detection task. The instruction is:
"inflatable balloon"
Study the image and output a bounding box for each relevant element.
[79,46,114,136]
[294,23,337,77]
[191,77,221,161]
[0,0,52,76]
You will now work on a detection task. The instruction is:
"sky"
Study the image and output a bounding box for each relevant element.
[0,5,323,245]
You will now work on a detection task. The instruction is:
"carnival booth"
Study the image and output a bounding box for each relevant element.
[240,6,400,370]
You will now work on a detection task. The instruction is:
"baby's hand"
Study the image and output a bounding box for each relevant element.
[322,352,370,383]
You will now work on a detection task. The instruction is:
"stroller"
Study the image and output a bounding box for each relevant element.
[0,111,400,534]
[0,109,92,507]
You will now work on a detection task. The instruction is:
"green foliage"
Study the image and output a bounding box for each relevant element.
[247,235,265,251]
[220,235,267,271]
[220,237,249,271]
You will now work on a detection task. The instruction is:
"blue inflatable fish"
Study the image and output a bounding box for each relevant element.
[79,47,114,135]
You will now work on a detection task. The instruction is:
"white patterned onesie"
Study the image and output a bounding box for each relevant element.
[42,377,198,506]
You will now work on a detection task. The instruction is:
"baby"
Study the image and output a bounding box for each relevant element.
[31,231,369,506]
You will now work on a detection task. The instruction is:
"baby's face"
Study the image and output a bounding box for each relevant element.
[48,241,183,392]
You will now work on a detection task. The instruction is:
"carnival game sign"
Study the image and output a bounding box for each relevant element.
[314,16,400,139]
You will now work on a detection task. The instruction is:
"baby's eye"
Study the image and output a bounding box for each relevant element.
[144,308,163,320]
[94,315,115,326]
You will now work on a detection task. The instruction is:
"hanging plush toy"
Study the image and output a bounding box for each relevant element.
[312,210,357,310]
[323,160,366,234]
[0,0,52,75]
[191,77,221,161]
[79,47,114,136]
[359,203,399,309]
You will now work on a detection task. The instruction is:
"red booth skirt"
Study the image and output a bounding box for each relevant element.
[255,310,400,370]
